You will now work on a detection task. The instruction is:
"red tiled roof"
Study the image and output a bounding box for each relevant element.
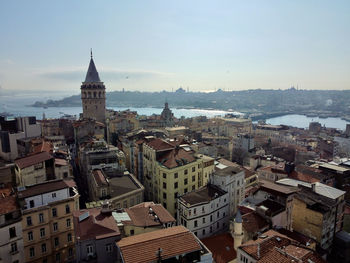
[117,226,201,263]
[157,148,196,169]
[73,208,120,241]
[289,171,320,184]
[17,179,76,199]
[145,138,174,151]
[125,202,175,227]
[93,169,108,186]
[33,141,53,154]
[15,151,53,169]
[0,185,19,215]
[201,233,236,263]
[242,212,269,233]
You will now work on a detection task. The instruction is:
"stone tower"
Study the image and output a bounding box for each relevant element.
[81,51,106,123]
[232,210,244,250]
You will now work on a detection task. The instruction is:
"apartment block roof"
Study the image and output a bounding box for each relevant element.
[123,202,175,227]
[259,178,299,196]
[117,226,202,263]
[201,233,236,263]
[179,184,227,206]
[15,151,53,169]
[73,208,120,241]
[92,169,108,186]
[145,138,174,151]
[242,212,269,234]
[157,147,196,169]
[17,179,76,199]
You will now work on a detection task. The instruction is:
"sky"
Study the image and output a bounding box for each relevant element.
[0,0,349,94]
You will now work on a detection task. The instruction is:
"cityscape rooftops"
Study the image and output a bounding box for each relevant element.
[215,166,243,176]
[201,233,236,263]
[179,184,227,206]
[259,178,299,196]
[117,226,203,263]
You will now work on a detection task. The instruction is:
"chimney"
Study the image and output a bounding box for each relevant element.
[311,183,316,192]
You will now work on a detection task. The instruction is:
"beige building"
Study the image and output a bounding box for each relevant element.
[17,179,79,263]
[143,138,215,216]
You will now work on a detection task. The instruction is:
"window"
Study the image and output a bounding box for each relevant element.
[210,215,213,222]
[202,229,206,235]
[106,243,113,253]
[63,172,68,178]
[174,173,178,179]
[163,202,167,209]
[194,220,198,227]
[53,222,58,232]
[52,193,56,198]
[174,182,178,189]
[184,178,188,185]
[123,200,127,208]
[192,167,195,172]
[87,245,93,254]
[55,253,60,262]
[194,208,197,214]
[184,188,188,193]
[67,233,72,242]
[203,218,206,223]
[136,195,141,204]
[52,208,57,217]
[194,231,197,236]
[28,231,33,241]
[39,213,44,223]
[163,192,167,199]
[9,227,16,238]
[192,185,195,190]
[101,188,107,197]
[27,216,32,226]
[11,242,17,253]
[163,182,167,189]
[174,192,178,199]
[210,226,213,233]
[41,243,47,253]
[40,228,45,237]
[184,169,188,175]
[54,237,59,247]
[130,229,134,236]
[68,248,73,257]
[163,173,166,179]
[30,200,34,208]
[30,247,35,258]
[65,204,70,214]
[217,222,219,228]
[192,175,195,182]
[66,218,71,227]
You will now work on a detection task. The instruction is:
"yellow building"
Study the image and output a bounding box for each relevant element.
[143,138,215,216]
[17,179,79,263]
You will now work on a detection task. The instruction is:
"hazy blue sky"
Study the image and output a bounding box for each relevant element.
[0,1,349,93]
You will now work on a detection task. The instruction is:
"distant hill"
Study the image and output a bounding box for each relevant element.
[32,89,350,117]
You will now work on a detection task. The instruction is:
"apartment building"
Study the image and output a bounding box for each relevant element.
[143,138,215,216]
[0,116,41,161]
[177,184,229,239]
[0,184,24,263]
[212,159,245,216]
[17,179,79,263]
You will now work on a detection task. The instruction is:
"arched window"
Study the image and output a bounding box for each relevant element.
[94,92,96,98]
[88,92,91,98]
[99,91,101,98]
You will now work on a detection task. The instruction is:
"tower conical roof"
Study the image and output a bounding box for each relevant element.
[84,57,101,82]
[235,210,242,223]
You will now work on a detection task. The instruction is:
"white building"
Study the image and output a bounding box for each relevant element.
[0,116,41,161]
[177,184,229,239]
[212,161,245,217]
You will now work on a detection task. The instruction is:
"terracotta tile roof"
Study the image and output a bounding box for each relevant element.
[124,202,175,227]
[157,148,196,169]
[15,151,53,169]
[239,230,325,263]
[117,226,202,263]
[33,141,53,154]
[145,138,174,151]
[73,208,120,241]
[242,212,269,233]
[289,171,320,183]
[17,179,76,199]
[201,233,236,263]
[92,169,108,186]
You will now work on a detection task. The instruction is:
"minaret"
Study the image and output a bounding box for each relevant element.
[232,210,244,250]
[81,50,106,123]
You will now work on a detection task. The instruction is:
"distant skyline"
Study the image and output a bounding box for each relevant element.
[0,1,349,93]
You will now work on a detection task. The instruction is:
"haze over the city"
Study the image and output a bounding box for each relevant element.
[1,0,349,93]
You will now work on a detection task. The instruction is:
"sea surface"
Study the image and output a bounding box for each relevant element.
[1,95,349,130]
